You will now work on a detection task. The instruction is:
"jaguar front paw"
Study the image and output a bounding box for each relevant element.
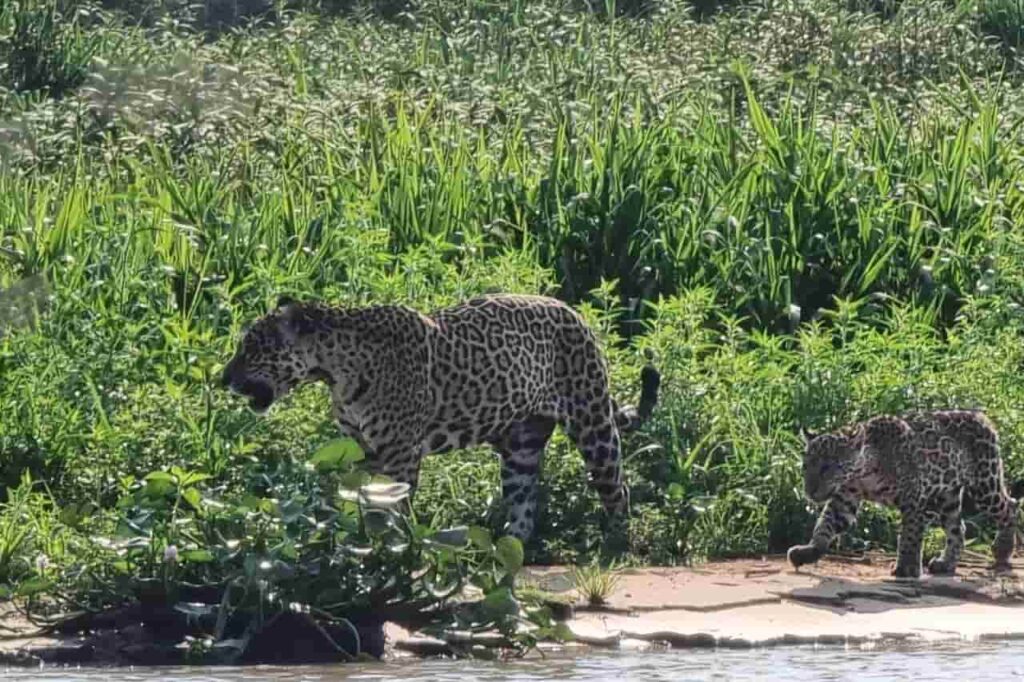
[891,562,922,579]
[787,543,823,570]
[926,557,957,576]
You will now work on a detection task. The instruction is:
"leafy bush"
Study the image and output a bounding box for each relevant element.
[2,0,1024,621]
[1,438,559,660]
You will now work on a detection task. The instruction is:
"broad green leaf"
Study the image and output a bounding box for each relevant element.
[495,536,524,575]
[16,578,53,597]
[482,586,519,618]
[430,526,469,548]
[362,509,392,536]
[181,549,215,563]
[181,487,203,512]
[310,438,365,470]
[342,544,373,557]
[340,470,370,491]
[278,498,306,524]
[359,482,411,509]
[468,526,494,552]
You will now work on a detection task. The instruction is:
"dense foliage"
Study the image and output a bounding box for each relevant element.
[2,0,1024,645]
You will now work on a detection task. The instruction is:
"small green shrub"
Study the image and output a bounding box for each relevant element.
[571,562,622,606]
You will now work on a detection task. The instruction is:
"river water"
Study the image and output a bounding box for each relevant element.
[5,641,1024,681]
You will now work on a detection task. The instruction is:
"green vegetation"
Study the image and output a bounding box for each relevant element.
[572,562,622,606]
[2,0,1024,659]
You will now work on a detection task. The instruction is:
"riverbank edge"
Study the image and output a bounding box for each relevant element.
[5,553,1024,668]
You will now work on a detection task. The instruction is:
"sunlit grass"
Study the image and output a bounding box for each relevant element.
[1,0,1024,578]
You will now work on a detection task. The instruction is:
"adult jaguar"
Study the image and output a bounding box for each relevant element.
[221,294,660,542]
[788,410,1018,578]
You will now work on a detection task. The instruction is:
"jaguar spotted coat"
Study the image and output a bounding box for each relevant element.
[221,294,660,542]
[788,410,1017,577]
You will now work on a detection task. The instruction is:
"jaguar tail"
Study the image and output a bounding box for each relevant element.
[615,363,661,433]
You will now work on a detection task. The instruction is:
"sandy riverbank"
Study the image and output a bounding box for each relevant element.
[390,552,1024,656]
[6,553,1024,667]
[518,553,1024,650]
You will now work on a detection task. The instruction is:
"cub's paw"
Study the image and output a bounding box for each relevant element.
[926,557,957,576]
[891,562,922,579]
[787,544,823,570]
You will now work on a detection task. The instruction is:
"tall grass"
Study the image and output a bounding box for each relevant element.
[1,0,1024,569]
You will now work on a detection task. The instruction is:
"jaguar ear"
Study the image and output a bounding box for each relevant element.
[277,298,306,341]
[276,295,297,310]
[799,427,817,443]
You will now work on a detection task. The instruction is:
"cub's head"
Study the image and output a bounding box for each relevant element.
[799,427,857,503]
[221,296,319,413]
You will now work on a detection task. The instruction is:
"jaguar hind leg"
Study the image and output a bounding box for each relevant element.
[894,503,926,578]
[972,484,1017,572]
[566,406,629,521]
[970,440,1017,572]
[489,416,556,542]
[926,491,965,576]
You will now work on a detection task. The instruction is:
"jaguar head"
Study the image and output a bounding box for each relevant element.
[799,427,856,503]
[221,296,319,414]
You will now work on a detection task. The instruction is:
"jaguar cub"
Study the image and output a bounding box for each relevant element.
[788,410,1017,578]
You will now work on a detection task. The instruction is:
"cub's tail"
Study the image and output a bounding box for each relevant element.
[615,363,661,433]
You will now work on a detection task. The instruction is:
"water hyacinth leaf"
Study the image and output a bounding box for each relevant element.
[468,526,494,552]
[360,482,411,508]
[338,488,360,503]
[181,487,203,512]
[336,506,361,533]
[277,498,307,524]
[430,525,469,548]
[360,482,411,497]
[342,544,373,557]
[386,540,410,554]
[181,549,215,563]
[340,470,370,491]
[494,536,524,575]
[362,508,393,536]
[174,602,217,619]
[482,586,519,618]
[360,492,409,508]
[17,578,54,597]
[310,438,365,471]
[423,571,463,599]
